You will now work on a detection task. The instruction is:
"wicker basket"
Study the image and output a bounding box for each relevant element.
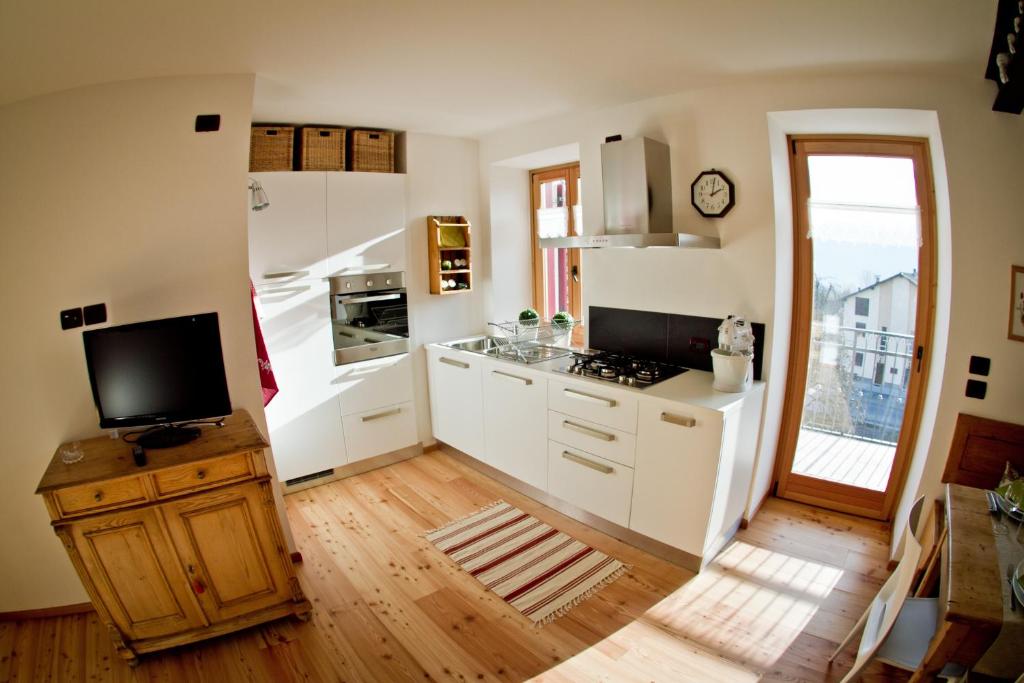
[350,130,395,173]
[299,127,345,171]
[250,125,295,172]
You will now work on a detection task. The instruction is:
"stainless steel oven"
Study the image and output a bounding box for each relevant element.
[329,271,409,365]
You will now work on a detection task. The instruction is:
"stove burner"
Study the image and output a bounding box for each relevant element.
[600,366,618,379]
[557,351,688,389]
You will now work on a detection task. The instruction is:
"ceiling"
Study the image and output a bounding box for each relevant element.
[0,1,995,138]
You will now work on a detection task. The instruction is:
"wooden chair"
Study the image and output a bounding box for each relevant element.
[829,496,964,681]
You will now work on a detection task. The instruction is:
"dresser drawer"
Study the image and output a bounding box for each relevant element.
[548,380,638,434]
[54,475,150,517]
[547,441,633,528]
[152,451,255,497]
[548,411,636,467]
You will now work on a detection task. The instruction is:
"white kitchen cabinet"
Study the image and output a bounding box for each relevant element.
[481,359,548,490]
[248,172,328,285]
[628,399,725,558]
[334,353,415,416]
[548,380,639,434]
[547,442,634,528]
[342,401,418,463]
[257,280,347,482]
[426,346,485,460]
[326,173,407,276]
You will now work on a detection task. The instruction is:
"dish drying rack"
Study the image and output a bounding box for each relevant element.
[486,319,577,364]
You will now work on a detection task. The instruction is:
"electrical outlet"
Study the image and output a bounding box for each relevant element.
[965,379,987,400]
[83,303,107,325]
[60,307,82,330]
[968,355,991,376]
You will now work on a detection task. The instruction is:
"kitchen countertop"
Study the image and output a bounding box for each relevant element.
[430,336,764,412]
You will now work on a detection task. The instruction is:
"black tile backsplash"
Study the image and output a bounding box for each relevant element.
[589,306,766,381]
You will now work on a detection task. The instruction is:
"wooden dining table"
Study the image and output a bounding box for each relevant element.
[913,484,1023,680]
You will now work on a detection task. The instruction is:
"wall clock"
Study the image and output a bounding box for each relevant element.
[691,169,735,218]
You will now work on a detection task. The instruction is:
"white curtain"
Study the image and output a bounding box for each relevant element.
[536,206,568,239]
[808,201,922,248]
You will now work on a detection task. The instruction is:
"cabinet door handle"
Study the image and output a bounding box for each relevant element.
[563,388,617,407]
[263,270,309,280]
[561,450,614,474]
[196,469,206,480]
[661,412,696,428]
[440,357,470,369]
[93,491,103,502]
[562,420,615,442]
[492,370,532,385]
[192,578,206,595]
[361,407,401,422]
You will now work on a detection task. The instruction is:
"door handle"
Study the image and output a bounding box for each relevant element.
[561,450,614,474]
[563,388,617,407]
[492,370,532,385]
[660,412,696,428]
[361,407,401,422]
[440,357,469,369]
[263,270,309,280]
[571,265,580,283]
[562,420,615,442]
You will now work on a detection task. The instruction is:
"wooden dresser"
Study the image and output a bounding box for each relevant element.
[35,410,312,666]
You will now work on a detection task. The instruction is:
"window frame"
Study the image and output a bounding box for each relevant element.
[530,163,582,323]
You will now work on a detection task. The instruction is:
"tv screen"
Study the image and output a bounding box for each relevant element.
[83,313,232,429]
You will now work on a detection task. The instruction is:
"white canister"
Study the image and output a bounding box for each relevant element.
[711,348,753,393]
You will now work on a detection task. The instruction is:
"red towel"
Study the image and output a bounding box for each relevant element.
[250,281,279,406]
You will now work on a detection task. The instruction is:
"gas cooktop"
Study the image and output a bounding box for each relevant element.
[554,351,688,389]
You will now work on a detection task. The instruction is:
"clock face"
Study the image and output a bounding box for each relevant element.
[691,170,735,218]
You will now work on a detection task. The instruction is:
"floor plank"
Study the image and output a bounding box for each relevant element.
[2,449,909,682]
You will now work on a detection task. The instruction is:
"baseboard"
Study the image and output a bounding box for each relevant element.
[437,442,704,573]
[0,602,94,621]
[742,486,773,528]
[282,443,423,495]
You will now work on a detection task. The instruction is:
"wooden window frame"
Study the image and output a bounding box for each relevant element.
[530,163,582,323]
[773,135,937,521]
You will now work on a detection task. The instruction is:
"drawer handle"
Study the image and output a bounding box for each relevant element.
[93,491,103,502]
[561,450,614,475]
[263,270,309,279]
[661,412,696,428]
[563,388,617,408]
[563,420,615,442]
[440,357,470,369]
[196,469,207,480]
[493,370,532,385]
[361,407,401,422]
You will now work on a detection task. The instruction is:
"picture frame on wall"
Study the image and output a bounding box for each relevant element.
[1009,265,1024,342]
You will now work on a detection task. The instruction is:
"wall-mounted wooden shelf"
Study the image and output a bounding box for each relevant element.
[428,216,472,295]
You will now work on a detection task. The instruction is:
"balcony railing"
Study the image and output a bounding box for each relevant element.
[803,324,914,445]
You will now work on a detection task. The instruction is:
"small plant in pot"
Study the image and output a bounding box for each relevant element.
[551,311,574,345]
[518,307,540,341]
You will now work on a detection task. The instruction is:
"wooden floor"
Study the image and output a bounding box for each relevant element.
[792,427,897,492]
[0,449,910,682]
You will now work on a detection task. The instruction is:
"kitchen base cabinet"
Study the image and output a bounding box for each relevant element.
[481,360,548,491]
[547,441,634,528]
[426,346,485,460]
[36,411,312,665]
[342,401,418,463]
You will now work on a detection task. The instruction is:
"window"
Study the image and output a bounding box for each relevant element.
[855,322,866,330]
[531,163,582,323]
[854,352,864,367]
[879,325,888,351]
[855,297,870,316]
[873,362,885,385]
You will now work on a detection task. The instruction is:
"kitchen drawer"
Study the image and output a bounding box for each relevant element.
[334,353,414,416]
[548,411,636,468]
[548,380,638,434]
[54,475,150,517]
[152,451,255,498]
[342,401,418,463]
[547,441,633,528]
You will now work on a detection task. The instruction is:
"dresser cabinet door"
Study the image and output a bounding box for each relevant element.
[162,482,294,623]
[70,508,206,640]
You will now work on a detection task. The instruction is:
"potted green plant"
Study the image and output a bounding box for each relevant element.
[518,307,540,341]
[551,311,575,346]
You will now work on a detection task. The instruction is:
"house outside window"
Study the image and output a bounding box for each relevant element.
[855,297,870,316]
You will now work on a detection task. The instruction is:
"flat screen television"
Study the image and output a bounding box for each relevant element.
[83,312,232,448]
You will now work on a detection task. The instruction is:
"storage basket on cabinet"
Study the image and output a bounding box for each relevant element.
[351,130,395,173]
[299,127,346,171]
[249,125,295,172]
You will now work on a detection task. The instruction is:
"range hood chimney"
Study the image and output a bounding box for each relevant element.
[540,136,720,249]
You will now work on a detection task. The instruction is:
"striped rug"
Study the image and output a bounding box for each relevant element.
[425,500,629,625]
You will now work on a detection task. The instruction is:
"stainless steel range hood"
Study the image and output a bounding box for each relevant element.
[540,137,720,249]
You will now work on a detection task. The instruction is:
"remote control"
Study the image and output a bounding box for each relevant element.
[132,445,147,467]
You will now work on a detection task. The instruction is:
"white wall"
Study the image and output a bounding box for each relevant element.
[477,73,1024,541]
[403,133,482,443]
[0,75,267,611]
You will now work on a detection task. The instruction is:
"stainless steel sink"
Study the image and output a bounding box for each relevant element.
[445,336,503,353]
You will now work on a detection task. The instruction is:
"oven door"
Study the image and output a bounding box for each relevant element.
[331,289,409,365]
